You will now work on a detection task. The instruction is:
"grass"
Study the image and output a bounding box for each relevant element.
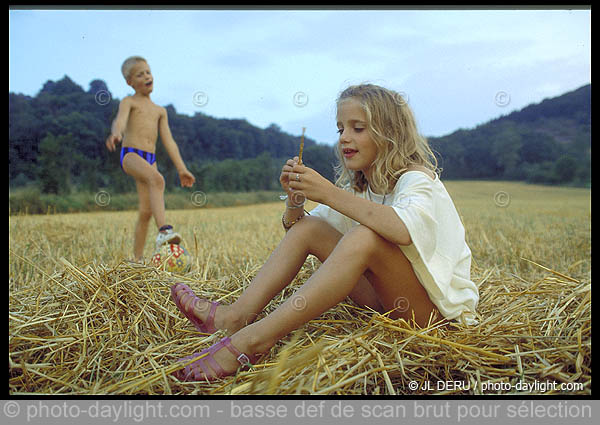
[8,187,283,215]
[8,181,591,395]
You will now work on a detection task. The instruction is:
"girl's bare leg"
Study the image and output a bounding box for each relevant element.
[179,221,439,379]
[173,216,382,333]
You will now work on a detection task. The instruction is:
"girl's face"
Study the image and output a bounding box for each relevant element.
[127,61,154,95]
[336,98,378,178]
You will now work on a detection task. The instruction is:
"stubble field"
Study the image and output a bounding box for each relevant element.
[8,181,591,395]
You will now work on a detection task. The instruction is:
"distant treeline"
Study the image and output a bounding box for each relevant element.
[9,77,590,198]
[9,76,337,195]
[428,84,590,186]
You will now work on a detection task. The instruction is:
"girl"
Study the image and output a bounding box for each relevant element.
[170,84,479,382]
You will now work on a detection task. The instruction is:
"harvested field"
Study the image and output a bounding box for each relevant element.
[8,181,591,395]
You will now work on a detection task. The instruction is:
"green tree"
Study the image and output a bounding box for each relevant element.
[491,123,523,179]
[302,145,337,183]
[554,155,577,183]
[38,133,73,194]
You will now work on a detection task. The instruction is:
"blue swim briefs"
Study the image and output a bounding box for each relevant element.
[120,147,156,170]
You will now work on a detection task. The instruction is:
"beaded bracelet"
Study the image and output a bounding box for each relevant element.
[282,212,304,230]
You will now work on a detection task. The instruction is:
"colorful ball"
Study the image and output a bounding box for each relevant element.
[151,244,191,273]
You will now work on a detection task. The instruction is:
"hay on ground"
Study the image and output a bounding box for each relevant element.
[9,256,590,395]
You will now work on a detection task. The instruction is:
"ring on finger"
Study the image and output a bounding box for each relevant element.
[295,173,301,182]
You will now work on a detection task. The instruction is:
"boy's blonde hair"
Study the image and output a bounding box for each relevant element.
[121,56,147,81]
[334,83,439,194]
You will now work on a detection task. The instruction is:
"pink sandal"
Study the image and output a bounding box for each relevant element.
[170,283,219,334]
[173,336,254,382]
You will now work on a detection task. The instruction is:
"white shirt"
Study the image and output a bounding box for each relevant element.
[309,171,479,325]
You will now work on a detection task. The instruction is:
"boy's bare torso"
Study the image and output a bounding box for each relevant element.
[123,96,163,153]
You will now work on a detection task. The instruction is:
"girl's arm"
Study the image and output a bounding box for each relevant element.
[158,107,195,187]
[325,187,411,245]
[289,163,412,245]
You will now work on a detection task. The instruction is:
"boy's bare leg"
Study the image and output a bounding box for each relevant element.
[132,179,153,261]
[122,153,168,261]
[122,152,167,224]
[183,221,439,379]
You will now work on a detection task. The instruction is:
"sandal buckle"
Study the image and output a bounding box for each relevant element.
[237,353,251,365]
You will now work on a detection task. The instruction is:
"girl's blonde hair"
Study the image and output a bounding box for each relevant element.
[334,84,438,194]
[121,56,147,81]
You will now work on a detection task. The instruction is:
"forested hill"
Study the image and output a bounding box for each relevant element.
[428,84,590,185]
[9,76,337,194]
[9,77,590,195]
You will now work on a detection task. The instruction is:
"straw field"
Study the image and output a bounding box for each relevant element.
[9,181,591,395]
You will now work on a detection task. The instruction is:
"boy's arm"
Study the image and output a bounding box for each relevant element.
[158,107,195,187]
[106,97,132,151]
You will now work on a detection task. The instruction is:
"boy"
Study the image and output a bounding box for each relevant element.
[105,56,195,261]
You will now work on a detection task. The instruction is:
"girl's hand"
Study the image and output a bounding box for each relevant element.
[279,156,300,195]
[178,168,196,187]
[288,162,335,204]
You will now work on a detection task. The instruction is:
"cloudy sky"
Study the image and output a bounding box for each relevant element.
[9,7,590,145]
